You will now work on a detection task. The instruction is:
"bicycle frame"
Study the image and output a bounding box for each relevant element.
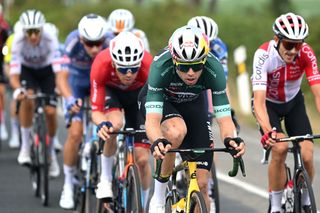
[262,134,320,212]
[97,128,144,211]
[276,134,319,212]
[155,147,246,213]
[186,161,201,212]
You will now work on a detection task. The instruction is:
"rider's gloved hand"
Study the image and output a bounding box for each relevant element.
[96,121,113,141]
[150,138,172,160]
[224,137,245,158]
[260,128,277,149]
[13,87,27,100]
[66,96,82,113]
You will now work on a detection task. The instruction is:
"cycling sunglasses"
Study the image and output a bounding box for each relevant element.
[115,64,141,74]
[281,39,303,51]
[25,28,41,36]
[175,59,206,72]
[83,38,105,48]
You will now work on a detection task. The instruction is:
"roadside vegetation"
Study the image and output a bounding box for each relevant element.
[5,0,320,133]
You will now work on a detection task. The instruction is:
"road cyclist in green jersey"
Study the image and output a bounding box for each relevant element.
[138,25,246,212]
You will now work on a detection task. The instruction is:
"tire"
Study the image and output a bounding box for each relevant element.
[125,165,142,213]
[294,169,317,212]
[189,191,208,213]
[165,182,179,213]
[30,135,40,197]
[210,162,220,213]
[84,158,99,213]
[38,115,49,206]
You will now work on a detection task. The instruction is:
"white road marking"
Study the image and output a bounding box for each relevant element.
[217,170,320,213]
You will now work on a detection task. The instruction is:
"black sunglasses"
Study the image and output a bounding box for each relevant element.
[175,59,206,73]
[281,40,303,51]
[115,64,140,74]
[83,39,105,48]
[25,28,41,36]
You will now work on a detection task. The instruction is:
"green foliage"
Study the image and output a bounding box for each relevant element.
[6,0,320,131]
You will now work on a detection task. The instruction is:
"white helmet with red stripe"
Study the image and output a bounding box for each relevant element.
[273,12,309,40]
[168,25,209,62]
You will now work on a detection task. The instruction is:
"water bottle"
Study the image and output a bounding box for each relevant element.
[282,179,294,213]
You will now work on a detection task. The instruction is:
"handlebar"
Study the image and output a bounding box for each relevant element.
[261,133,320,165]
[275,134,320,142]
[153,147,246,180]
[96,129,146,155]
[65,104,91,128]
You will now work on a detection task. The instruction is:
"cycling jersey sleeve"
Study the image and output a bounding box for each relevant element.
[252,47,269,91]
[300,44,320,86]
[9,32,23,75]
[90,51,109,112]
[145,50,171,114]
[205,54,231,118]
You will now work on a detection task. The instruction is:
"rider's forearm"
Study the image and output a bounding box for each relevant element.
[55,71,73,98]
[92,111,108,126]
[254,101,273,134]
[145,113,164,143]
[9,74,21,90]
[217,116,236,139]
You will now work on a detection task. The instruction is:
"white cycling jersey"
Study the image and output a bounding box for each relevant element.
[252,40,320,103]
[10,26,63,75]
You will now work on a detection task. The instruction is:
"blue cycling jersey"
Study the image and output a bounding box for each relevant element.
[210,37,228,78]
[64,30,108,76]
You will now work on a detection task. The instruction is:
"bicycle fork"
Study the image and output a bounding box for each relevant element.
[172,161,199,213]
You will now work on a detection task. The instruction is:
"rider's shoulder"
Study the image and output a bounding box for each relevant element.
[130,28,147,38]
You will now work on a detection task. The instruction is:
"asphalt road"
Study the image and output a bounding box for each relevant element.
[0,114,320,213]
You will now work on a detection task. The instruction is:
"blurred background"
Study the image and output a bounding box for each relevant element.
[2,0,320,132]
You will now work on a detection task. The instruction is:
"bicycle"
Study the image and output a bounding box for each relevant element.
[16,91,56,206]
[261,134,320,213]
[154,146,246,213]
[96,128,145,213]
[65,98,101,213]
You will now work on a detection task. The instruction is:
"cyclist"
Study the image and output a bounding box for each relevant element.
[90,31,153,211]
[2,21,63,150]
[251,12,320,213]
[187,15,240,133]
[187,16,240,211]
[0,6,10,141]
[9,9,62,177]
[106,8,150,52]
[138,26,245,212]
[57,14,109,210]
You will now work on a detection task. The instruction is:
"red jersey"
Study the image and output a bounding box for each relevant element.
[252,40,320,103]
[90,48,153,112]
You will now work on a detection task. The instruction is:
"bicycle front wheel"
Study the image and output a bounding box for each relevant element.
[210,162,220,213]
[125,165,142,213]
[38,117,49,207]
[165,181,179,213]
[294,169,317,212]
[189,191,208,213]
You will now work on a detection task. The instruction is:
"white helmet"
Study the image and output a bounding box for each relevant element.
[169,26,209,63]
[108,9,135,33]
[273,12,309,41]
[110,31,144,66]
[187,16,218,41]
[78,14,108,41]
[19,9,45,30]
